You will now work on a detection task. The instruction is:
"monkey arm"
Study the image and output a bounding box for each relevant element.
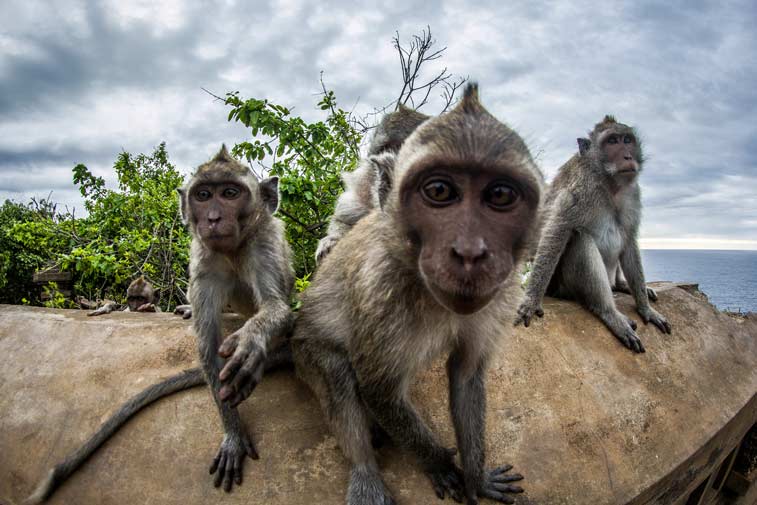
[448,351,523,504]
[192,279,259,491]
[217,259,294,407]
[620,240,671,334]
[87,302,121,316]
[515,194,575,326]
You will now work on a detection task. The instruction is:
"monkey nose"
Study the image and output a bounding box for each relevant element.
[451,238,489,270]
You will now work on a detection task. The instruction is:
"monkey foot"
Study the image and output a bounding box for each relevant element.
[347,467,396,505]
[424,452,464,502]
[209,432,259,492]
[611,323,645,353]
[173,305,192,319]
[475,465,524,504]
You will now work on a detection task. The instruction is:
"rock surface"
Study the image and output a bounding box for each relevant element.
[0,283,755,505]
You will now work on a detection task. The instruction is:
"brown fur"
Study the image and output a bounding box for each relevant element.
[294,83,543,505]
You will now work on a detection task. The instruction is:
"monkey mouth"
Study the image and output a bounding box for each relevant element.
[427,280,498,315]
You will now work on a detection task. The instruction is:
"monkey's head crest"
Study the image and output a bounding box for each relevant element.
[456,82,483,115]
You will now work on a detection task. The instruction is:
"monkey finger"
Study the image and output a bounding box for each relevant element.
[209,452,222,474]
[491,474,524,483]
[647,288,658,302]
[491,465,514,475]
[218,335,241,358]
[479,489,515,504]
[219,354,246,381]
[535,308,544,317]
[245,437,259,460]
[222,465,233,492]
[233,454,243,485]
[492,483,524,493]
[212,454,227,486]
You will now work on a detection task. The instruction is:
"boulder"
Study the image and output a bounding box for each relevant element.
[0,283,755,504]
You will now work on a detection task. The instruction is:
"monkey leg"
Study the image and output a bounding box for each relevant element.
[612,278,658,302]
[197,323,259,492]
[293,340,396,505]
[558,233,645,353]
[448,353,523,505]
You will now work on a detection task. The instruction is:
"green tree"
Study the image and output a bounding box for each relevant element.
[218,85,361,277]
[62,142,190,308]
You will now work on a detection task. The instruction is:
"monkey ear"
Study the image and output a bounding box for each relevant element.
[260,177,280,214]
[577,138,591,156]
[176,187,189,224]
[371,153,395,210]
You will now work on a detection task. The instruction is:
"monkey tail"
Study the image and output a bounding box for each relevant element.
[25,367,205,504]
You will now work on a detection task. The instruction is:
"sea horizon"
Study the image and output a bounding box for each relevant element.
[640,249,757,313]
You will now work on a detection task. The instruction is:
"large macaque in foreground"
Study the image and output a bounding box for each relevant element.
[26,146,294,503]
[294,84,543,505]
[315,105,429,263]
[87,276,160,316]
[515,116,671,353]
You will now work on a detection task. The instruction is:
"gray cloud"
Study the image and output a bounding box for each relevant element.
[1,0,755,248]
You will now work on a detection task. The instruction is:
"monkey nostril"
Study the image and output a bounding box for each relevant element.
[451,240,489,268]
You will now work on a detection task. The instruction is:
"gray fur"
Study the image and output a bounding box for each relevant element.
[184,146,294,490]
[516,116,671,352]
[26,146,295,503]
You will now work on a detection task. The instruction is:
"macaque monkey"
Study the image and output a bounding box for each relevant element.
[27,146,294,502]
[515,116,671,353]
[87,276,160,316]
[315,105,429,263]
[294,84,543,505]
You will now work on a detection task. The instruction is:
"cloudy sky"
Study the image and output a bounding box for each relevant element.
[1,0,756,249]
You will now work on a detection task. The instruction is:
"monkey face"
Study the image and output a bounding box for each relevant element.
[599,128,641,178]
[188,182,253,253]
[399,165,539,315]
[127,295,148,311]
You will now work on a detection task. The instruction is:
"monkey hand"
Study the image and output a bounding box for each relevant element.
[424,448,465,503]
[514,298,544,327]
[209,430,259,492]
[136,303,157,312]
[315,236,338,264]
[173,304,193,319]
[468,465,524,505]
[638,306,672,334]
[218,334,266,408]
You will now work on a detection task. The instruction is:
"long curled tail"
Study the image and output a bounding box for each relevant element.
[25,367,205,504]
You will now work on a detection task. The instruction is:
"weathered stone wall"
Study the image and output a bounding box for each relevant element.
[0,283,755,505]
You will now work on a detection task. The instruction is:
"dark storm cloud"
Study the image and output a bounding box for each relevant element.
[0,0,755,248]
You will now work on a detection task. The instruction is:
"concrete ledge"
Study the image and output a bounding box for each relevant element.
[1,282,755,504]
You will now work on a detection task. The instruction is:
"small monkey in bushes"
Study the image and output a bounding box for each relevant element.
[86,276,160,316]
[515,115,671,353]
[294,84,542,505]
[27,146,294,503]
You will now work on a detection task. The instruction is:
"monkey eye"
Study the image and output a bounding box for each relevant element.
[607,135,618,145]
[421,180,457,205]
[623,135,634,144]
[484,183,518,210]
[222,187,241,199]
[195,189,212,201]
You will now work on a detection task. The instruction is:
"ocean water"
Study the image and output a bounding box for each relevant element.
[641,249,757,313]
